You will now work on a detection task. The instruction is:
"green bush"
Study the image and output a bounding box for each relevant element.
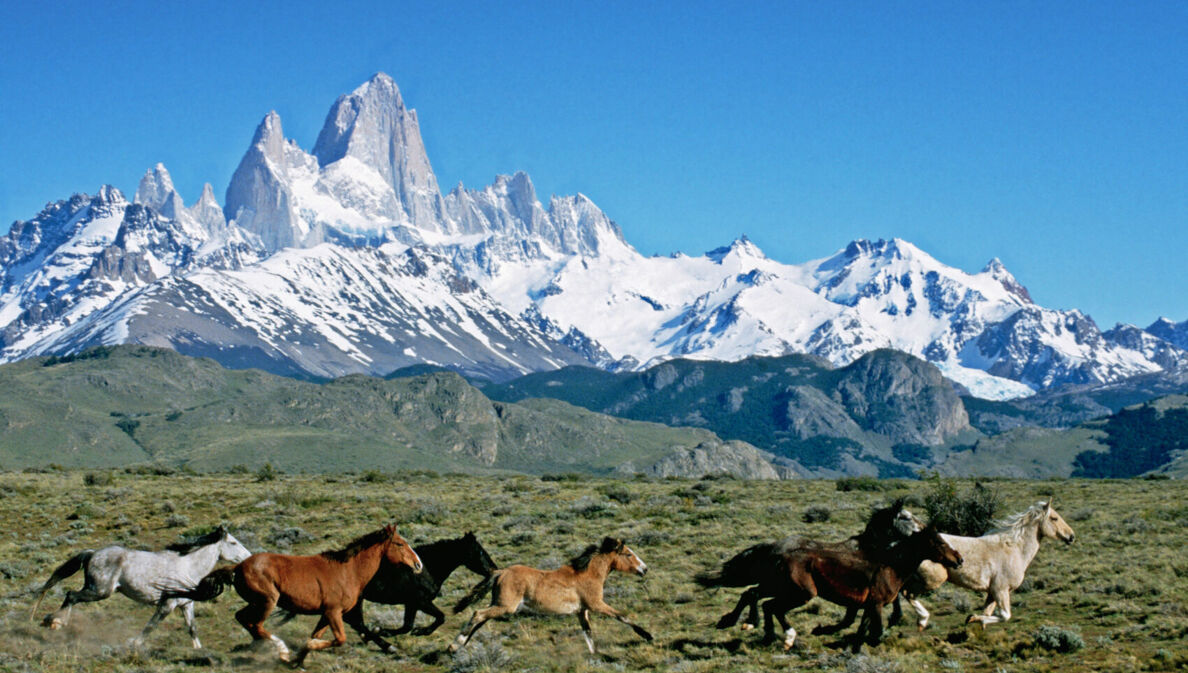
[923,478,1001,536]
[836,475,886,492]
[803,505,831,523]
[1033,624,1084,653]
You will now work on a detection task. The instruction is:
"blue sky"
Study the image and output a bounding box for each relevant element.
[1,1,1184,327]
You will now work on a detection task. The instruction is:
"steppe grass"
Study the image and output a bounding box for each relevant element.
[0,472,1184,672]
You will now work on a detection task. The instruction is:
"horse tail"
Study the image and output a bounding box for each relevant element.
[162,566,237,602]
[453,571,500,614]
[695,543,778,588]
[30,550,92,620]
[271,607,298,627]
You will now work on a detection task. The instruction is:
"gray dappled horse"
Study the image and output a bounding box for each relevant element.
[31,525,252,648]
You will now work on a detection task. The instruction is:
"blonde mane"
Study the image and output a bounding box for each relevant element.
[988,501,1048,542]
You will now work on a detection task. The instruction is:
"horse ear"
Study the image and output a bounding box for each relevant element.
[218,524,228,537]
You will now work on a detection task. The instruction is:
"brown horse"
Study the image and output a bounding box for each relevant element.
[761,526,962,652]
[449,537,652,654]
[164,525,421,666]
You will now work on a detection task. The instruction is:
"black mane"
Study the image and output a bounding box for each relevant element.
[321,527,391,562]
[166,528,224,555]
[567,545,600,571]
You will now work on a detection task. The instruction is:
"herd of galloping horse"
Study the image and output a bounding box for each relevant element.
[28,496,1075,666]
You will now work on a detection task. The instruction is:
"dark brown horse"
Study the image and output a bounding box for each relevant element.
[449,537,652,655]
[696,497,924,631]
[164,525,421,666]
[759,526,962,652]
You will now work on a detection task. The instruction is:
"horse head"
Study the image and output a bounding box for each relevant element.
[384,525,423,573]
[462,531,498,577]
[603,537,648,577]
[216,526,253,563]
[1039,500,1076,545]
[920,527,963,569]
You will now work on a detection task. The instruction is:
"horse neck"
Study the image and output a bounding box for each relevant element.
[344,540,389,580]
[578,554,614,582]
[1012,518,1046,566]
[178,543,222,574]
[413,540,463,582]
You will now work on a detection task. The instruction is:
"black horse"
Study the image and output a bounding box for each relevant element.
[696,497,923,632]
[275,531,497,653]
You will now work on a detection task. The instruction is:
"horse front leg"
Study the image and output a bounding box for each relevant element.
[411,600,446,636]
[181,600,202,649]
[578,609,596,654]
[294,610,348,668]
[715,587,757,629]
[343,604,396,654]
[587,600,653,643]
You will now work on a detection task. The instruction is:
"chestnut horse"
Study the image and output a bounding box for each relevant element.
[449,537,652,654]
[163,525,421,666]
[760,526,962,652]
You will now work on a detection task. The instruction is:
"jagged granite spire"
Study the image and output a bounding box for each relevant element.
[134,163,185,220]
[224,111,321,250]
[312,72,448,232]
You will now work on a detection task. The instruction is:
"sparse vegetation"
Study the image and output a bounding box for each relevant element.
[923,477,1001,536]
[0,472,1183,673]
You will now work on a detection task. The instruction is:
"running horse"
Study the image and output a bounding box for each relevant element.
[761,526,963,652]
[30,526,252,648]
[163,524,421,666]
[449,537,652,655]
[274,531,497,652]
[696,498,924,631]
[893,499,1075,630]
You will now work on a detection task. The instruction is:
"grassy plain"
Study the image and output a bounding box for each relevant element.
[0,472,1184,672]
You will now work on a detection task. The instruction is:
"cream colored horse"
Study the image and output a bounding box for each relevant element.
[902,500,1075,629]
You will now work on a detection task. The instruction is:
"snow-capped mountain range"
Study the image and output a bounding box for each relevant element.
[2,73,1184,399]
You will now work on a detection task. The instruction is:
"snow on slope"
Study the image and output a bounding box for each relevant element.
[2,72,1182,398]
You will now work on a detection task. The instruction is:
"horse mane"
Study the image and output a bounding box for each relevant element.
[416,534,467,554]
[567,538,621,571]
[165,528,224,555]
[567,545,600,571]
[988,501,1048,542]
[321,527,391,562]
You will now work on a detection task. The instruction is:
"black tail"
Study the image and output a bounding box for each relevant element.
[30,550,93,620]
[694,543,779,588]
[453,572,498,614]
[162,566,236,602]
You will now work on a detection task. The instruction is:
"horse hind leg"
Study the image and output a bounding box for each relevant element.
[235,596,289,662]
[447,603,514,653]
[812,605,858,636]
[47,580,113,629]
[966,592,1000,628]
[133,598,182,647]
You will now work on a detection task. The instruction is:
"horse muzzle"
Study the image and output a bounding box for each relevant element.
[637,565,648,577]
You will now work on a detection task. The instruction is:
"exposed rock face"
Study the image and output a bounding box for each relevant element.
[833,349,970,445]
[631,440,787,480]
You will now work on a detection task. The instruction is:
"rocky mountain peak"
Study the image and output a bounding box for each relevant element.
[134,163,185,220]
[311,71,445,232]
[982,257,1033,303]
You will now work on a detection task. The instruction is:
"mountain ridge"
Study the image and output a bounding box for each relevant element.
[2,72,1183,396]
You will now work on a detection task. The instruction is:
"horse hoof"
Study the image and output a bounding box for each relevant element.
[45,618,64,630]
[740,623,754,631]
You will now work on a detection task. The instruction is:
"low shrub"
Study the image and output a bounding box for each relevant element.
[1032,624,1084,653]
[803,505,832,523]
